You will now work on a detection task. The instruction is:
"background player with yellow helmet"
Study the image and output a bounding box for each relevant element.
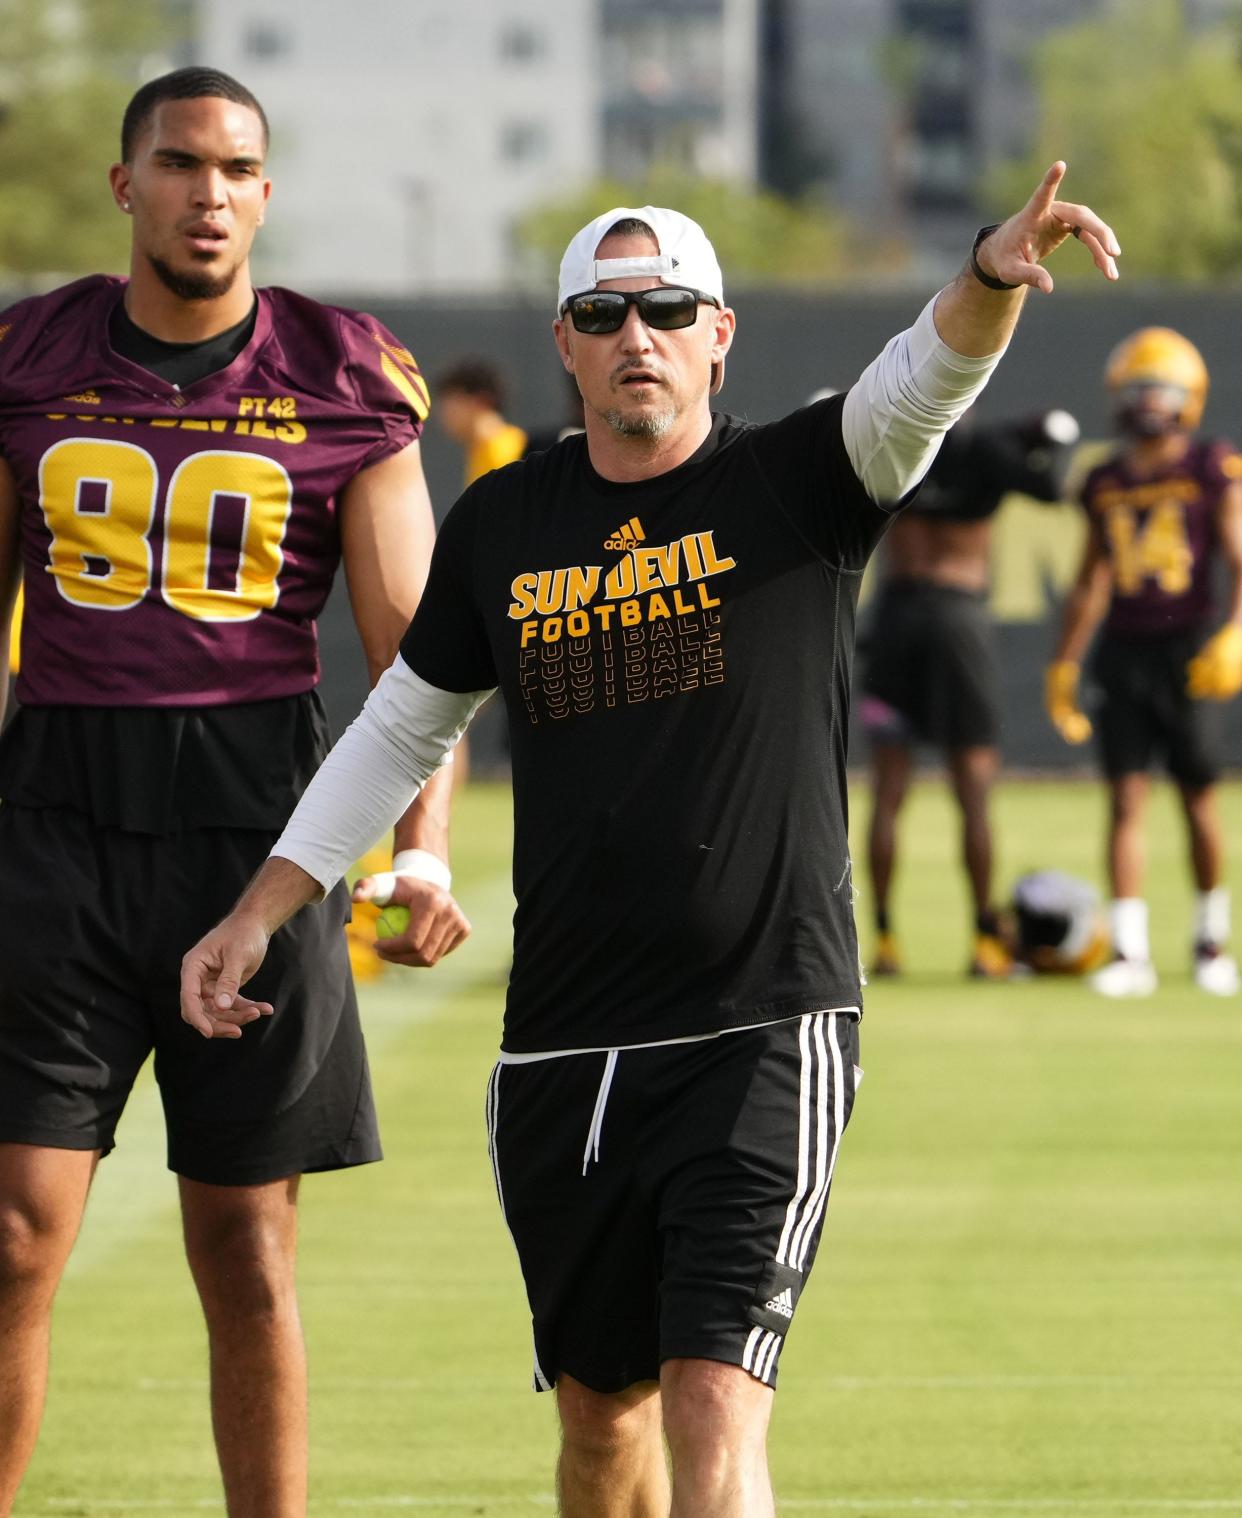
[1047,328,1242,996]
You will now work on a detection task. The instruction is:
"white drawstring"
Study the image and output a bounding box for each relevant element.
[582,1049,619,1175]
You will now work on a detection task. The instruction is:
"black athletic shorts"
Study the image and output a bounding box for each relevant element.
[859,579,1000,748]
[486,1010,862,1395]
[0,803,381,1185]
[1091,628,1220,787]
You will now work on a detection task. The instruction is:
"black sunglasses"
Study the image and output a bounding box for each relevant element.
[561,286,719,335]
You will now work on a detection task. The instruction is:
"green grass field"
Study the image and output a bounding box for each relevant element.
[16,778,1242,1517]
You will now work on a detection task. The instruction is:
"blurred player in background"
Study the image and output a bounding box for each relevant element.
[1047,327,1242,997]
[435,358,528,485]
[0,67,467,1517]
[520,370,586,459]
[432,357,529,785]
[1009,869,1109,975]
[183,167,1119,1517]
[860,405,1080,977]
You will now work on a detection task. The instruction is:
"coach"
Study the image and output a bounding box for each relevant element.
[183,164,1118,1517]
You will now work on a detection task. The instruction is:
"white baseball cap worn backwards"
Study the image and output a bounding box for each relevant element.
[557,205,725,312]
[557,205,727,391]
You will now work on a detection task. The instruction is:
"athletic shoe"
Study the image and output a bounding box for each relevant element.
[969,932,1015,980]
[871,931,902,977]
[1193,944,1240,996]
[1090,956,1158,998]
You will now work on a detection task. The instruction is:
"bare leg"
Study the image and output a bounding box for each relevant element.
[1108,773,1150,899]
[180,1175,305,1518]
[0,1144,97,1518]
[555,1374,668,1518]
[662,1358,775,1518]
[947,744,1001,921]
[1178,782,1223,892]
[867,741,913,949]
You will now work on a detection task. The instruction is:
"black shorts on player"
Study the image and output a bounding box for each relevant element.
[860,579,1000,748]
[486,1011,861,1394]
[1091,628,1221,787]
[0,804,380,1185]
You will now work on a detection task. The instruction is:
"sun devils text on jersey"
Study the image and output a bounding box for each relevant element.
[0,275,428,708]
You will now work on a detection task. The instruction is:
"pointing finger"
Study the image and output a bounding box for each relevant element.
[1029,160,1067,217]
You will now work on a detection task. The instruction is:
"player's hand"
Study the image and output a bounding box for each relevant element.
[352,870,471,968]
[1044,660,1092,744]
[1186,623,1242,701]
[975,162,1120,294]
[180,913,275,1039]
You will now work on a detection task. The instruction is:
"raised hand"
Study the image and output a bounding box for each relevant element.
[975,161,1120,293]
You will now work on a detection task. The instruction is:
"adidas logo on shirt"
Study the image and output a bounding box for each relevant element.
[765,1287,795,1319]
[604,516,646,551]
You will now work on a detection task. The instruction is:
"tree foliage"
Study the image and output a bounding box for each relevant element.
[0,0,178,282]
[988,0,1242,282]
[514,171,861,290]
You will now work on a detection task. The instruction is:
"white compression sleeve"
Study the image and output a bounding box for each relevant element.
[841,294,1007,507]
[271,658,493,895]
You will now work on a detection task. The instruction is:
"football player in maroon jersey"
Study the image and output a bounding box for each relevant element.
[1047,328,1242,997]
[0,68,467,1516]
[860,404,1080,980]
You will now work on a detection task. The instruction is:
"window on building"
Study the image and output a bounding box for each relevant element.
[499,21,545,61]
[243,22,289,61]
[904,133,973,208]
[500,120,549,164]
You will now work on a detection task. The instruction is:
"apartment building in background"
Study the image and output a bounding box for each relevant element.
[194,0,598,295]
[191,0,1216,293]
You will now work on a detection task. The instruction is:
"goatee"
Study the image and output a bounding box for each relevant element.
[147,254,238,302]
[602,406,676,441]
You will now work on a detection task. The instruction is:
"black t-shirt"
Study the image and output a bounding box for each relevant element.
[401,396,890,1053]
[108,299,259,389]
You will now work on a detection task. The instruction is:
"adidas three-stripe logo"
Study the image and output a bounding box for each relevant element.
[765,1287,795,1319]
[604,516,645,551]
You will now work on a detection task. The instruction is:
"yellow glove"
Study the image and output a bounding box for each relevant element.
[1044,661,1092,744]
[1186,623,1242,701]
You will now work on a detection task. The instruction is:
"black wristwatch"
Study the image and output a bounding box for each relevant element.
[969,224,1020,291]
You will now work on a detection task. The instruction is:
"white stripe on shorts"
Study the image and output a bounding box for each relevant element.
[756,1329,783,1385]
[485,1064,553,1393]
[790,1012,847,1270]
[787,1012,830,1267]
[485,1063,506,1214]
[774,1013,818,1266]
[776,1012,840,1267]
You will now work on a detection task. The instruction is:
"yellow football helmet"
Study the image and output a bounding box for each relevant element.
[1104,327,1208,429]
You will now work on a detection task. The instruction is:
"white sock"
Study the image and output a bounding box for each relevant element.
[1195,887,1231,949]
[1111,898,1150,962]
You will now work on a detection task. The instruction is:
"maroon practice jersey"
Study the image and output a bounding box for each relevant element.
[0,276,428,706]
[1081,437,1242,638]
